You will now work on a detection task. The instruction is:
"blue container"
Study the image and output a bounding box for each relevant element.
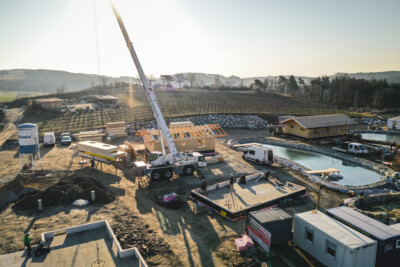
[326,206,400,267]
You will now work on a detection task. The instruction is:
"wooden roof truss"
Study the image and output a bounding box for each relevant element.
[136,124,227,144]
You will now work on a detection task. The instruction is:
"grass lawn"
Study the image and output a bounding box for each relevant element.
[0,92,17,103]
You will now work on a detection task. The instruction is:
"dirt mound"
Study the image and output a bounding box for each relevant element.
[14,176,115,209]
[112,216,172,259]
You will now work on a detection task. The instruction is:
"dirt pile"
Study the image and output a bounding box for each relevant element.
[111,215,171,259]
[14,176,115,209]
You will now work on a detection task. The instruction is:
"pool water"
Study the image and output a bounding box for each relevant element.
[262,144,381,186]
[361,133,399,143]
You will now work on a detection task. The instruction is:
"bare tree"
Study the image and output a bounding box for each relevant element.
[213,74,222,89]
[186,73,197,88]
[56,84,66,95]
[146,74,155,86]
[160,75,174,86]
[136,74,142,86]
[174,73,186,89]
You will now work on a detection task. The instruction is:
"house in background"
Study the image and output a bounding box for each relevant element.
[387,116,400,130]
[94,95,120,107]
[281,114,355,139]
[35,98,63,110]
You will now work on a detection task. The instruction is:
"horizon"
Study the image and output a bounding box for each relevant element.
[1,0,399,78]
[2,67,400,80]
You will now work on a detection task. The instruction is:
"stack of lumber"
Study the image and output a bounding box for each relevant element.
[77,141,125,161]
[106,122,127,137]
[75,131,104,142]
[118,141,136,161]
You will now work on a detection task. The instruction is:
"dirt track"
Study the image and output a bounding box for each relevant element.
[0,129,348,266]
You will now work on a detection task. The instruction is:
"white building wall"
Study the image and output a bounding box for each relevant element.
[387,117,400,130]
[294,214,376,267]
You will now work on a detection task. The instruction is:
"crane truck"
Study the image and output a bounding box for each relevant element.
[110,3,206,180]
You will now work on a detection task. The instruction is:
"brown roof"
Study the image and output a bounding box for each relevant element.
[281,114,355,129]
[36,98,63,103]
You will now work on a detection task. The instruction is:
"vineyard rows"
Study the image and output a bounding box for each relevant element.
[38,90,341,134]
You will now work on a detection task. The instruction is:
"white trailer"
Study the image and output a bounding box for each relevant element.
[294,210,377,267]
[242,145,274,165]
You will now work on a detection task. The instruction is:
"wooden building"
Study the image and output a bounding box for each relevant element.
[35,98,63,110]
[136,122,227,154]
[94,95,120,107]
[281,114,355,139]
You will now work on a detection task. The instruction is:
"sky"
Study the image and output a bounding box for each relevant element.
[0,0,399,78]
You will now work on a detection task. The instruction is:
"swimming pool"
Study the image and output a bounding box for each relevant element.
[262,144,382,186]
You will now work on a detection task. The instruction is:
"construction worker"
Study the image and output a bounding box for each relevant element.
[24,232,32,257]
[229,175,234,189]
[90,159,95,171]
[201,178,207,195]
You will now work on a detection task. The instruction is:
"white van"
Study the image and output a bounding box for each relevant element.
[43,132,56,146]
[242,145,274,165]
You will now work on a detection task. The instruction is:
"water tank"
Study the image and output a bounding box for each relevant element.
[17,123,39,154]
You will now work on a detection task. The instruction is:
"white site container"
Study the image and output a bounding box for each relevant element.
[294,210,377,267]
[387,116,400,130]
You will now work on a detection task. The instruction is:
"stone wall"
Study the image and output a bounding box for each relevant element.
[125,114,272,135]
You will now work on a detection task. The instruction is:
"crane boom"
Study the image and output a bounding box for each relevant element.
[110,2,179,158]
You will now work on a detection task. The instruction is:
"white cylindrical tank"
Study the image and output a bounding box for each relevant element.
[17,123,39,154]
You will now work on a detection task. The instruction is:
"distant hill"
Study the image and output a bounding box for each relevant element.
[0,69,138,93]
[333,71,400,84]
[0,69,399,94]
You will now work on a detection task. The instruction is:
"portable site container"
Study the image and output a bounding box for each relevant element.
[294,210,377,267]
[326,206,400,267]
[246,208,292,250]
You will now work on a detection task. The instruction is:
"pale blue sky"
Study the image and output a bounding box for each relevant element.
[0,0,399,78]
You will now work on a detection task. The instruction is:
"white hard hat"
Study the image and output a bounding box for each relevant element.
[27,232,31,235]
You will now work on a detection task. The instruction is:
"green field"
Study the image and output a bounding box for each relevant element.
[0,92,17,103]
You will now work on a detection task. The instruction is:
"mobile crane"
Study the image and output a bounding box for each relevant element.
[110,2,206,180]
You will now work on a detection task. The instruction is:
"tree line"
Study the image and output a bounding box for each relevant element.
[251,75,400,109]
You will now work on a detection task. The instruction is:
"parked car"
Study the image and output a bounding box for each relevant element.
[61,136,72,146]
[43,132,56,146]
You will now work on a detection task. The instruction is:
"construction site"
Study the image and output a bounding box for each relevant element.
[1,2,400,267]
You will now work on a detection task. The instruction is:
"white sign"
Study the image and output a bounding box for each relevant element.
[247,217,272,253]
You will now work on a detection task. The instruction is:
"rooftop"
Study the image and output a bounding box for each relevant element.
[295,210,376,248]
[327,206,400,241]
[36,98,63,103]
[281,114,355,129]
[0,228,138,267]
[95,95,120,100]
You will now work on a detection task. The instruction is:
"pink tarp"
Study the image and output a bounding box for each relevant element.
[242,234,254,247]
[163,193,177,202]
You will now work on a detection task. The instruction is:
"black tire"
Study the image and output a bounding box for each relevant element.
[242,155,246,160]
[256,159,260,165]
[164,169,173,179]
[151,171,161,180]
[184,165,194,176]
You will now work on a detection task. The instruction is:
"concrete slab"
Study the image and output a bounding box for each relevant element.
[0,228,138,267]
[207,180,302,212]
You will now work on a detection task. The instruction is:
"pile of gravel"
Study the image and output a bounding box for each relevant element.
[14,176,115,209]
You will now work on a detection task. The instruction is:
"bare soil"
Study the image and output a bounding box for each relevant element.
[0,129,349,266]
